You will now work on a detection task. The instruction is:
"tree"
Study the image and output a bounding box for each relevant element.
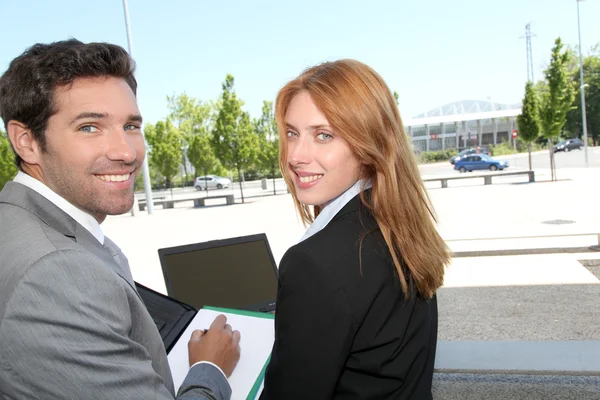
[167,93,222,190]
[143,119,183,189]
[212,74,259,203]
[393,91,400,106]
[517,81,542,170]
[187,133,220,194]
[0,129,18,190]
[539,38,576,181]
[255,101,279,195]
[565,44,600,145]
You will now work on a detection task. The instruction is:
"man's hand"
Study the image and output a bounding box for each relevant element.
[188,314,241,377]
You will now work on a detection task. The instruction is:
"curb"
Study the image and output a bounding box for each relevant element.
[452,246,600,258]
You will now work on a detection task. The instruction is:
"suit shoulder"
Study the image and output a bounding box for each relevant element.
[302,206,388,265]
[284,207,393,289]
[0,202,78,253]
[0,247,126,315]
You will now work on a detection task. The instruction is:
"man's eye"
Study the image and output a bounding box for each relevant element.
[125,124,140,131]
[79,125,99,133]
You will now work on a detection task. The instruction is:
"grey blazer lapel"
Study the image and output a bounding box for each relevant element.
[75,223,137,288]
[1,182,138,291]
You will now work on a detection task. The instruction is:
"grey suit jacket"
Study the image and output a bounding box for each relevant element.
[0,182,231,400]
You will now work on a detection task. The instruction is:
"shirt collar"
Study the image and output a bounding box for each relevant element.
[299,179,371,243]
[13,171,105,244]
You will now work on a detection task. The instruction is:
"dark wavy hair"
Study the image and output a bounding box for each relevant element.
[0,39,137,168]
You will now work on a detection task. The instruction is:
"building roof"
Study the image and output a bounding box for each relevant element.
[404,100,522,127]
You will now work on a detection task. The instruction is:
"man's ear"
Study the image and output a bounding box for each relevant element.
[7,120,42,165]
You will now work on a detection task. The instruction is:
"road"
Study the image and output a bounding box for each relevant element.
[136,147,600,202]
[420,146,600,178]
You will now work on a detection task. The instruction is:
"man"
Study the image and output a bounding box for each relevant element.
[0,39,240,399]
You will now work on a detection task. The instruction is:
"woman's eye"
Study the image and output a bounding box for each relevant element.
[79,125,99,133]
[286,130,298,137]
[317,132,333,141]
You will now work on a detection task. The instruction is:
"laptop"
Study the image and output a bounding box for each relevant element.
[157,233,279,313]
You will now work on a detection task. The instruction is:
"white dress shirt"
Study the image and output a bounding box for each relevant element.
[300,179,372,243]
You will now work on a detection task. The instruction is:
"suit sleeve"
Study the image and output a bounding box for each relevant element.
[260,248,355,400]
[0,249,230,400]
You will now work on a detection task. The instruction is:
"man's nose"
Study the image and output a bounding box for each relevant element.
[105,129,137,164]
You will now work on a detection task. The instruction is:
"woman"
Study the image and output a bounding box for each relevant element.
[260,60,449,400]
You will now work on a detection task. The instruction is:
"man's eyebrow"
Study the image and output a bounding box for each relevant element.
[128,114,143,124]
[69,112,143,124]
[70,112,109,124]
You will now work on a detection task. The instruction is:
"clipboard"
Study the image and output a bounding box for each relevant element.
[135,282,274,399]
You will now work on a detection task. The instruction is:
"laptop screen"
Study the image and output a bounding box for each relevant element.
[158,234,278,312]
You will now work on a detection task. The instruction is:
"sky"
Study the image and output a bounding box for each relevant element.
[1,0,598,126]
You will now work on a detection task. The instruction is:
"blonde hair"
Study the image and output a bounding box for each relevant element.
[275,59,449,299]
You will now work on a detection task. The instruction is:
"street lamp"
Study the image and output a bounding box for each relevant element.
[576,0,589,167]
[122,0,154,214]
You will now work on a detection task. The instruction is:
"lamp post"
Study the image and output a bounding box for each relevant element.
[576,0,589,167]
[122,0,154,213]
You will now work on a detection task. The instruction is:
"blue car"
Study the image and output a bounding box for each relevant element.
[454,154,509,173]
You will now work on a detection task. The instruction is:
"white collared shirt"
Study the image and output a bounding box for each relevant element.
[300,179,372,243]
[13,171,104,245]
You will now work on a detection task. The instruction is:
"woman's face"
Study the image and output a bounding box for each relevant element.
[284,91,361,207]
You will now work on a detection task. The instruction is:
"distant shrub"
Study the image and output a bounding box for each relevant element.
[417,149,458,163]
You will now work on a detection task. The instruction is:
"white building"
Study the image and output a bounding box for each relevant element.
[404,100,522,152]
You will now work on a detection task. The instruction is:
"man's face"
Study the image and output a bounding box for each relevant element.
[36,76,145,222]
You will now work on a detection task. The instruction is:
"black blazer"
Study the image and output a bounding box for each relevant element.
[260,193,437,400]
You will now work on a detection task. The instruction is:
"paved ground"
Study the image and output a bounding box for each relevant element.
[104,165,600,342]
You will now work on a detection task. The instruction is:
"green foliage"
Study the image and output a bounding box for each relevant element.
[517,82,542,143]
[564,44,600,144]
[0,129,18,190]
[417,149,457,163]
[168,93,215,132]
[539,38,576,140]
[393,91,400,106]
[167,93,224,177]
[212,74,259,202]
[539,38,577,180]
[491,140,545,156]
[187,133,220,176]
[517,81,542,169]
[255,101,280,194]
[144,119,183,188]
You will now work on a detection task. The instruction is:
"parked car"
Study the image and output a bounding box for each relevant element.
[454,154,508,173]
[194,175,231,190]
[553,138,583,153]
[450,146,491,164]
